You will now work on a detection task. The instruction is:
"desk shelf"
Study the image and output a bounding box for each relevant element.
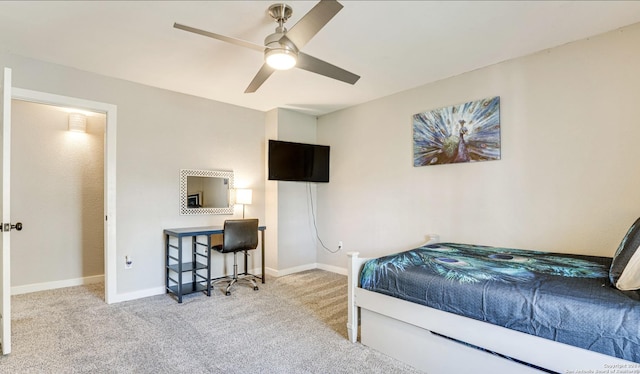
[167,261,207,273]
[166,282,208,296]
[164,233,211,303]
[164,225,266,303]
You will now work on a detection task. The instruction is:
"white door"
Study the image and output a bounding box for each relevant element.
[0,67,12,355]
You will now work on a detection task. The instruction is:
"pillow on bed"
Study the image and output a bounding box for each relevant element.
[610,217,640,291]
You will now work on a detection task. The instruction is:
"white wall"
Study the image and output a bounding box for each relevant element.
[316,23,640,268]
[0,52,266,297]
[11,101,105,288]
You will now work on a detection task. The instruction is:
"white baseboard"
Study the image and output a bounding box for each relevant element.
[316,263,347,276]
[12,274,104,295]
[266,263,317,277]
[265,263,347,277]
[109,286,166,304]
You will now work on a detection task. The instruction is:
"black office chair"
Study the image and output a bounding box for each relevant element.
[211,219,260,296]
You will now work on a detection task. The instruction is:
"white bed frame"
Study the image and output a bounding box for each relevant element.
[347,236,636,373]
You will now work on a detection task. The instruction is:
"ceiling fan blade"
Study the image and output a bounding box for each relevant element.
[296,52,360,85]
[282,0,343,50]
[173,23,264,53]
[245,64,276,93]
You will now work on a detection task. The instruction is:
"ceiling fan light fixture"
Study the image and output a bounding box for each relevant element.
[265,48,297,70]
[174,0,359,93]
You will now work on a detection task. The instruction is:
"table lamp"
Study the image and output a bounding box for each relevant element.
[235,188,252,219]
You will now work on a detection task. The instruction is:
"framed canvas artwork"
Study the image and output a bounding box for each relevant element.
[413,96,500,167]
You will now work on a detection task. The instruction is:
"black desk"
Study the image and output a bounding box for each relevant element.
[164,225,266,303]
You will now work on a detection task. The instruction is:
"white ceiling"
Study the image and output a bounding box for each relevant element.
[1,1,639,116]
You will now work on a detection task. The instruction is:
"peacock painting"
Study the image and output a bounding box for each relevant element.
[360,243,608,289]
[412,96,501,167]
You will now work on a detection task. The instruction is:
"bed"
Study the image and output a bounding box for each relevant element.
[347,220,640,373]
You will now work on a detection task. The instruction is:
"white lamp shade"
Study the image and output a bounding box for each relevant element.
[235,188,252,205]
[68,113,87,132]
[265,49,297,70]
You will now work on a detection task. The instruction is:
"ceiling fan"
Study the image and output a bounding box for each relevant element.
[174,0,360,93]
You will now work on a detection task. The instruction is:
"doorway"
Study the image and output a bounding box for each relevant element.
[10,100,105,295]
[10,87,117,304]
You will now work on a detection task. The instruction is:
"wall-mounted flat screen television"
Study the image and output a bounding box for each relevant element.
[268,139,330,183]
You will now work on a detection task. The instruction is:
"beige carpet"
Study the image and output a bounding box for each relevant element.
[0,270,421,373]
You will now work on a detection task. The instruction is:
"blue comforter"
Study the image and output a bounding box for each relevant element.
[360,243,640,363]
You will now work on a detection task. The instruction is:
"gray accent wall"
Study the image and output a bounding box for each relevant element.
[265,108,319,275]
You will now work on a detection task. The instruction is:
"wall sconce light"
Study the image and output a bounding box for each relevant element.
[68,113,87,133]
[235,188,252,219]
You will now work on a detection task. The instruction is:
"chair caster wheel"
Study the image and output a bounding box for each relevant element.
[225,291,231,296]
[253,286,259,291]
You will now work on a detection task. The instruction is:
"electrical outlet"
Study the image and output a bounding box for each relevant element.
[125,255,133,269]
[338,241,343,250]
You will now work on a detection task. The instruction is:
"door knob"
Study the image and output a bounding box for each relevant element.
[2,222,22,232]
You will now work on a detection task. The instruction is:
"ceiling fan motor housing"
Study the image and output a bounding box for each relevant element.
[264,4,298,71]
[264,31,297,53]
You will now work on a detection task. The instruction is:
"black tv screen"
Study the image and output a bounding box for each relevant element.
[268,140,330,183]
